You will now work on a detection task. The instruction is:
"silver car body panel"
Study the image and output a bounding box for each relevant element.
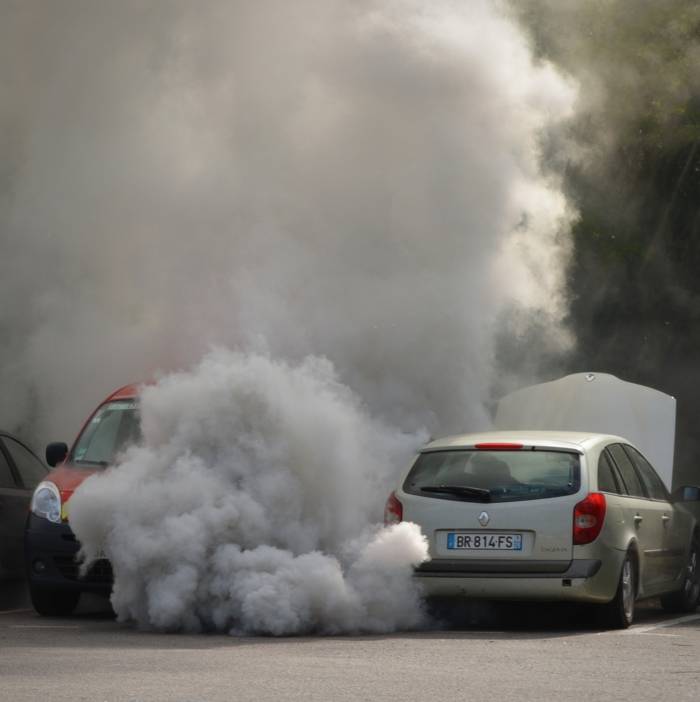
[401,431,695,604]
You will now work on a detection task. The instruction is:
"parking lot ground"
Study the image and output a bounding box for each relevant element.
[2,584,699,702]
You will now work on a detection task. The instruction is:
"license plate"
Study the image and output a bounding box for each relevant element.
[447,532,522,551]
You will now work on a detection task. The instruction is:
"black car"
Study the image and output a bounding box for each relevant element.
[0,432,48,579]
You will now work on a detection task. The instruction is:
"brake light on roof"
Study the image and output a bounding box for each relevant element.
[573,492,606,545]
[384,492,403,526]
[474,442,524,450]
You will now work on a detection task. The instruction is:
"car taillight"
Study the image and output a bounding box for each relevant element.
[474,443,523,450]
[384,492,403,526]
[573,492,606,545]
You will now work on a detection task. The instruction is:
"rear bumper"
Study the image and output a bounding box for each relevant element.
[414,555,622,603]
[24,514,113,594]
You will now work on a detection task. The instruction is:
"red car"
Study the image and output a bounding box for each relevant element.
[25,384,141,615]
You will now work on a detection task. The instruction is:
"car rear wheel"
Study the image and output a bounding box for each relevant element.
[599,553,635,629]
[29,585,80,616]
[660,538,700,613]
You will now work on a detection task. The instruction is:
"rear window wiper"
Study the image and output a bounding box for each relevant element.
[420,485,491,502]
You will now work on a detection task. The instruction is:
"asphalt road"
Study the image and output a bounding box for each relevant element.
[2,582,700,702]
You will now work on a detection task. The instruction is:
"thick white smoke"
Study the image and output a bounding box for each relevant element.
[69,350,429,634]
[3,1,578,634]
[1,0,575,441]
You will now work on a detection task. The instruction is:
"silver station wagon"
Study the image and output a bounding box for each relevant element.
[386,428,700,628]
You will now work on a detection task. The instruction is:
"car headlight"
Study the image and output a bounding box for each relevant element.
[30,481,62,523]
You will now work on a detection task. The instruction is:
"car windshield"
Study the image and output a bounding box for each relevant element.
[404,449,580,503]
[71,400,141,467]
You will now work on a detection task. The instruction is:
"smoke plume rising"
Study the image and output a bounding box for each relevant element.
[3,1,578,633]
[1,0,575,441]
[69,351,429,634]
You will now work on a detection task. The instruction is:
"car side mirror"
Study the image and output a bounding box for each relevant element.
[46,442,68,468]
[673,485,700,502]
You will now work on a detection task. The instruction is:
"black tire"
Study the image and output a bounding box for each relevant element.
[599,553,636,629]
[660,538,700,613]
[29,586,80,617]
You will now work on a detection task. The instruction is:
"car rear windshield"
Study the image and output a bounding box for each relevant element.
[403,449,581,503]
[71,400,141,468]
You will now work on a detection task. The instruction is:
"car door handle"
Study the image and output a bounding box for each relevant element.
[661,514,671,523]
[633,514,643,525]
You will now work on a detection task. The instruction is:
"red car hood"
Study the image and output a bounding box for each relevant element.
[45,463,101,522]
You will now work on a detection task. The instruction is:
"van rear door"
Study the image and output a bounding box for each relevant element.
[495,373,676,490]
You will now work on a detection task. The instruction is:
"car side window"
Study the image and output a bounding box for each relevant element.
[3,437,47,489]
[597,450,622,494]
[607,444,646,498]
[0,443,18,489]
[623,445,669,502]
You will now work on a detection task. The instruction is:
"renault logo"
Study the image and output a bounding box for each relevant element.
[478,511,490,527]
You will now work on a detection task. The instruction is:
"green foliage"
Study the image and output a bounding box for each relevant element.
[512,0,700,483]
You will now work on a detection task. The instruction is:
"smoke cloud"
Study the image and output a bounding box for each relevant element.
[69,351,428,634]
[1,0,575,441]
[3,1,578,633]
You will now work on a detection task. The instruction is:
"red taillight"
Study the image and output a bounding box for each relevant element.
[384,492,403,526]
[474,442,524,450]
[573,492,606,545]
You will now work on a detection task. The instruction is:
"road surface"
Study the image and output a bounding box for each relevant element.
[1,582,699,702]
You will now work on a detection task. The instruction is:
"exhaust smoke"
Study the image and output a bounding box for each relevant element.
[69,351,429,634]
[1,0,575,441]
[3,1,578,633]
